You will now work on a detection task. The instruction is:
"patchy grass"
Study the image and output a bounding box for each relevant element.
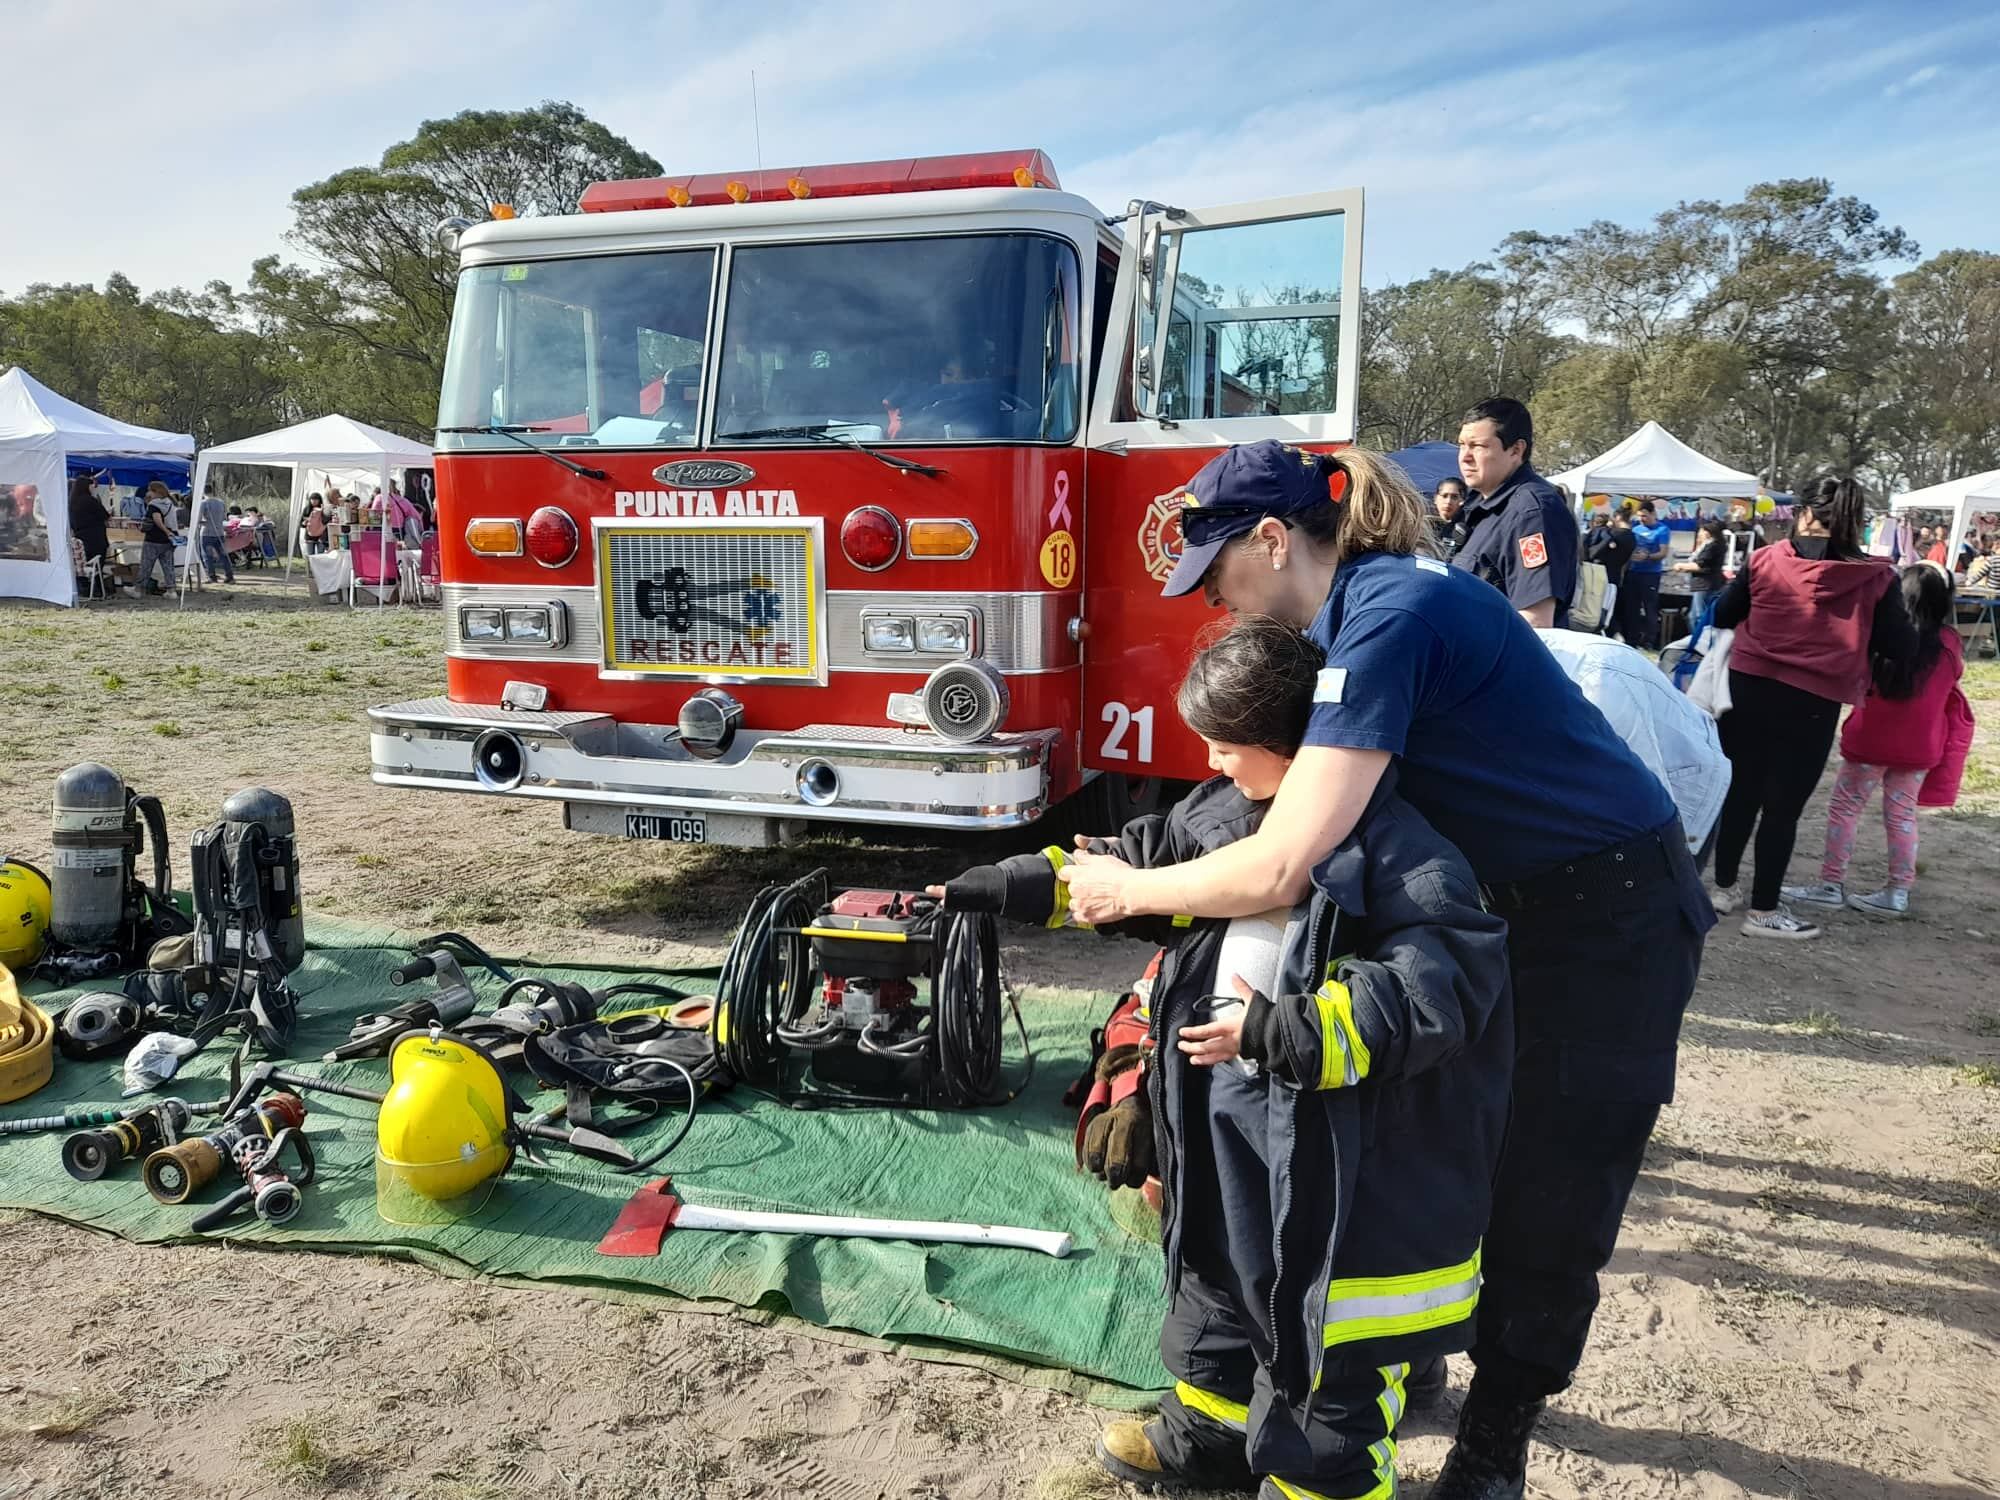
[92,667,126,692]
[254,1413,349,1488]
[1785,1008,1851,1039]
[1959,1063,2000,1089]
[737,1427,813,1464]
[152,721,183,737]
[353,852,388,869]
[909,1381,995,1448]
[13,1390,122,1439]
[305,639,329,652]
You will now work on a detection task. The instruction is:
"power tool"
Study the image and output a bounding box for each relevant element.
[714,872,1024,1107]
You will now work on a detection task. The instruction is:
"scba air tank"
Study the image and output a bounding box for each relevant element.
[50,763,131,951]
[223,787,305,974]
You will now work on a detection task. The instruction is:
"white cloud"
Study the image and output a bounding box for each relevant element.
[1883,63,1945,98]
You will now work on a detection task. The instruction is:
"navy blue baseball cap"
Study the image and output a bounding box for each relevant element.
[1159,441,1349,597]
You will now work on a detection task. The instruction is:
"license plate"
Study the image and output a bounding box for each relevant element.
[626,813,706,843]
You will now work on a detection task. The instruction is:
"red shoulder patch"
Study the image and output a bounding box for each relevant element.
[1518,532,1549,568]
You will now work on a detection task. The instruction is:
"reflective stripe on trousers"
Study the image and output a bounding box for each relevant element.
[1267,1363,1406,1499]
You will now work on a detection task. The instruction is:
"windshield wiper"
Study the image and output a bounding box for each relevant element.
[717,424,945,478]
[437,424,608,481]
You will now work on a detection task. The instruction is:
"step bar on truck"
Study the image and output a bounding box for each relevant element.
[368,697,1056,840]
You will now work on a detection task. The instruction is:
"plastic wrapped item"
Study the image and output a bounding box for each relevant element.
[121,1031,199,1096]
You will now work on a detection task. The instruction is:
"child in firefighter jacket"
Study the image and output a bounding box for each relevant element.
[937,617,1514,1500]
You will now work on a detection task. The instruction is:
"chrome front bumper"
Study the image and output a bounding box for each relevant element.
[367,698,1056,830]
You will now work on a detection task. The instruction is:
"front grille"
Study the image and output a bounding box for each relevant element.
[595,519,824,683]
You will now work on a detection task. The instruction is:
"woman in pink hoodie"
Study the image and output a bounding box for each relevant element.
[1786,564,1968,917]
[1708,476,1917,940]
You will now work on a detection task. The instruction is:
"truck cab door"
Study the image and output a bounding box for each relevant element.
[1081,189,1365,784]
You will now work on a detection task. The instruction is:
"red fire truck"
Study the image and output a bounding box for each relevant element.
[370,149,1363,847]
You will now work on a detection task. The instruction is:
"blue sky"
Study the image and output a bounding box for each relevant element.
[3,0,1996,299]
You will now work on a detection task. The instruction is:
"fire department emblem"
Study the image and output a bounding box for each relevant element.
[1137,493,1187,583]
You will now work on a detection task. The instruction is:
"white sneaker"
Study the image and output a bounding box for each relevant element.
[1847,888,1909,917]
[1709,885,1739,915]
[1782,882,1845,908]
[1743,906,1821,940]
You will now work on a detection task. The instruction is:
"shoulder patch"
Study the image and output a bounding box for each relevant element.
[1315,667,1348,704]
[1518,532,1549,568]
[1415,556,1450,575]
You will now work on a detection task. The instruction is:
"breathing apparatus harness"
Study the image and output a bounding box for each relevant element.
[186,797,303,1055]
[714,869,1028,1109]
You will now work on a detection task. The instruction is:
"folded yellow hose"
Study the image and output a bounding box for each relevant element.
[0,961,55,1104]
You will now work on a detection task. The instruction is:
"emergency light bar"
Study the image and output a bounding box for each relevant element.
[580,149,1060,214]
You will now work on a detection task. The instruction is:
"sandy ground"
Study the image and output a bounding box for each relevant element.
[1,577,1997,1500]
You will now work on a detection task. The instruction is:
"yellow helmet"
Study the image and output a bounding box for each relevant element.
[375,1030,514,1223]
[0,861,51,972]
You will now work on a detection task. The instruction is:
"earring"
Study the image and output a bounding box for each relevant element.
[1271,559,1281,571]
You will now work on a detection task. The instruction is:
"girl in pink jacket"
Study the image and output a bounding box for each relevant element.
[1788,565,1968,916]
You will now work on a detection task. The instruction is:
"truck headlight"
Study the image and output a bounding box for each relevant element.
[504,606,554,644]
[461,606,504,641]
[915,614,970,654]
[863,613,916,653]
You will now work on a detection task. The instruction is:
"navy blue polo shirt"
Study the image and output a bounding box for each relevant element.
[1303,552,1675,882]
[1454,466,1579,626]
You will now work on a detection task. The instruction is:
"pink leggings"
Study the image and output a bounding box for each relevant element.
[1821,760,1924,890]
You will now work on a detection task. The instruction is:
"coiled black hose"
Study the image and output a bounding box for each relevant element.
[715,870,827,1086]
[928,907,1005,1106]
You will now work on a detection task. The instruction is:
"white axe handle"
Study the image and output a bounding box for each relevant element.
[669,1199,1073,1259]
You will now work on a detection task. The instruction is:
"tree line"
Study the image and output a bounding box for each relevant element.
[2,102,1995,495]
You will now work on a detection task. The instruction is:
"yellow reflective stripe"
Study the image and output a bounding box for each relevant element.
[1312,978,1370,1089]
[1172,1379,1248,1431]
[1270,1472,1394,1500]
[1324,1246,1482,1349]
[1170,913,1194,928]
[1376,1362,1410,1433]
[1041,846,1071,929]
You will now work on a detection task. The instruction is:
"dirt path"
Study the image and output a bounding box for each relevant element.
[2,583,1996,1498]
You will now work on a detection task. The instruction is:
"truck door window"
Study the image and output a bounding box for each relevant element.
[715,233,1081,445]
[437,249,716,450]
[1148,212,1345,420]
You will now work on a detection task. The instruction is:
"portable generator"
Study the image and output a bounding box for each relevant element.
[714,872,1023,1108]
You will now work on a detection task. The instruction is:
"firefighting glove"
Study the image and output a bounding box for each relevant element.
[938,865,1006,913]
[1081,1046,1154,1189]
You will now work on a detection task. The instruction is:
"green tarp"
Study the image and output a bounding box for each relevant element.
[0,920,1170,1399]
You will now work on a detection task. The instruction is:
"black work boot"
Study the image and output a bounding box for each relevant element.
[1405,1355,1448,1411]
[1429,1382,1545,1500]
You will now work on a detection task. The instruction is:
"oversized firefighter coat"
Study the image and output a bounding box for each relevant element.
[951,766,1514,1411]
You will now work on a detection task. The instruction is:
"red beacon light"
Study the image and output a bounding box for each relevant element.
[581,150,1059,213]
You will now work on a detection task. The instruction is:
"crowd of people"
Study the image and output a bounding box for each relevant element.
[1415,405,1979,946]
[63,474,431,598]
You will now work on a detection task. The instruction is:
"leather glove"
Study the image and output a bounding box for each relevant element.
[1081,1084,1155,1189]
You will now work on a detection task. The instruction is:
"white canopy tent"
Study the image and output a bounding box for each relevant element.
[0,367,194,605]
[1550,421,1762,509]
[1890,468,2000,564]
[185,415,433,604]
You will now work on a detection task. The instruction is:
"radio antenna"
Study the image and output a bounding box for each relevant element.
[751,71,764,191]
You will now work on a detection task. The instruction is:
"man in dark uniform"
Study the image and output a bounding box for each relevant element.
[1454,397,1579,628]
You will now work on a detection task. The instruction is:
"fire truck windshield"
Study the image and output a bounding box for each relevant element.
[436,233,1080,452]
[714,234,1079,446]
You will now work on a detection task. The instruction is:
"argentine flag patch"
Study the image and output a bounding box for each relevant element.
[1315,667,1348,704]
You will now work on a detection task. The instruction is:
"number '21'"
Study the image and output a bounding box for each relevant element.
[1099,702,1155,763]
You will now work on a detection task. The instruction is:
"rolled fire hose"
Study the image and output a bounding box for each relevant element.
[0,962,56,1104]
